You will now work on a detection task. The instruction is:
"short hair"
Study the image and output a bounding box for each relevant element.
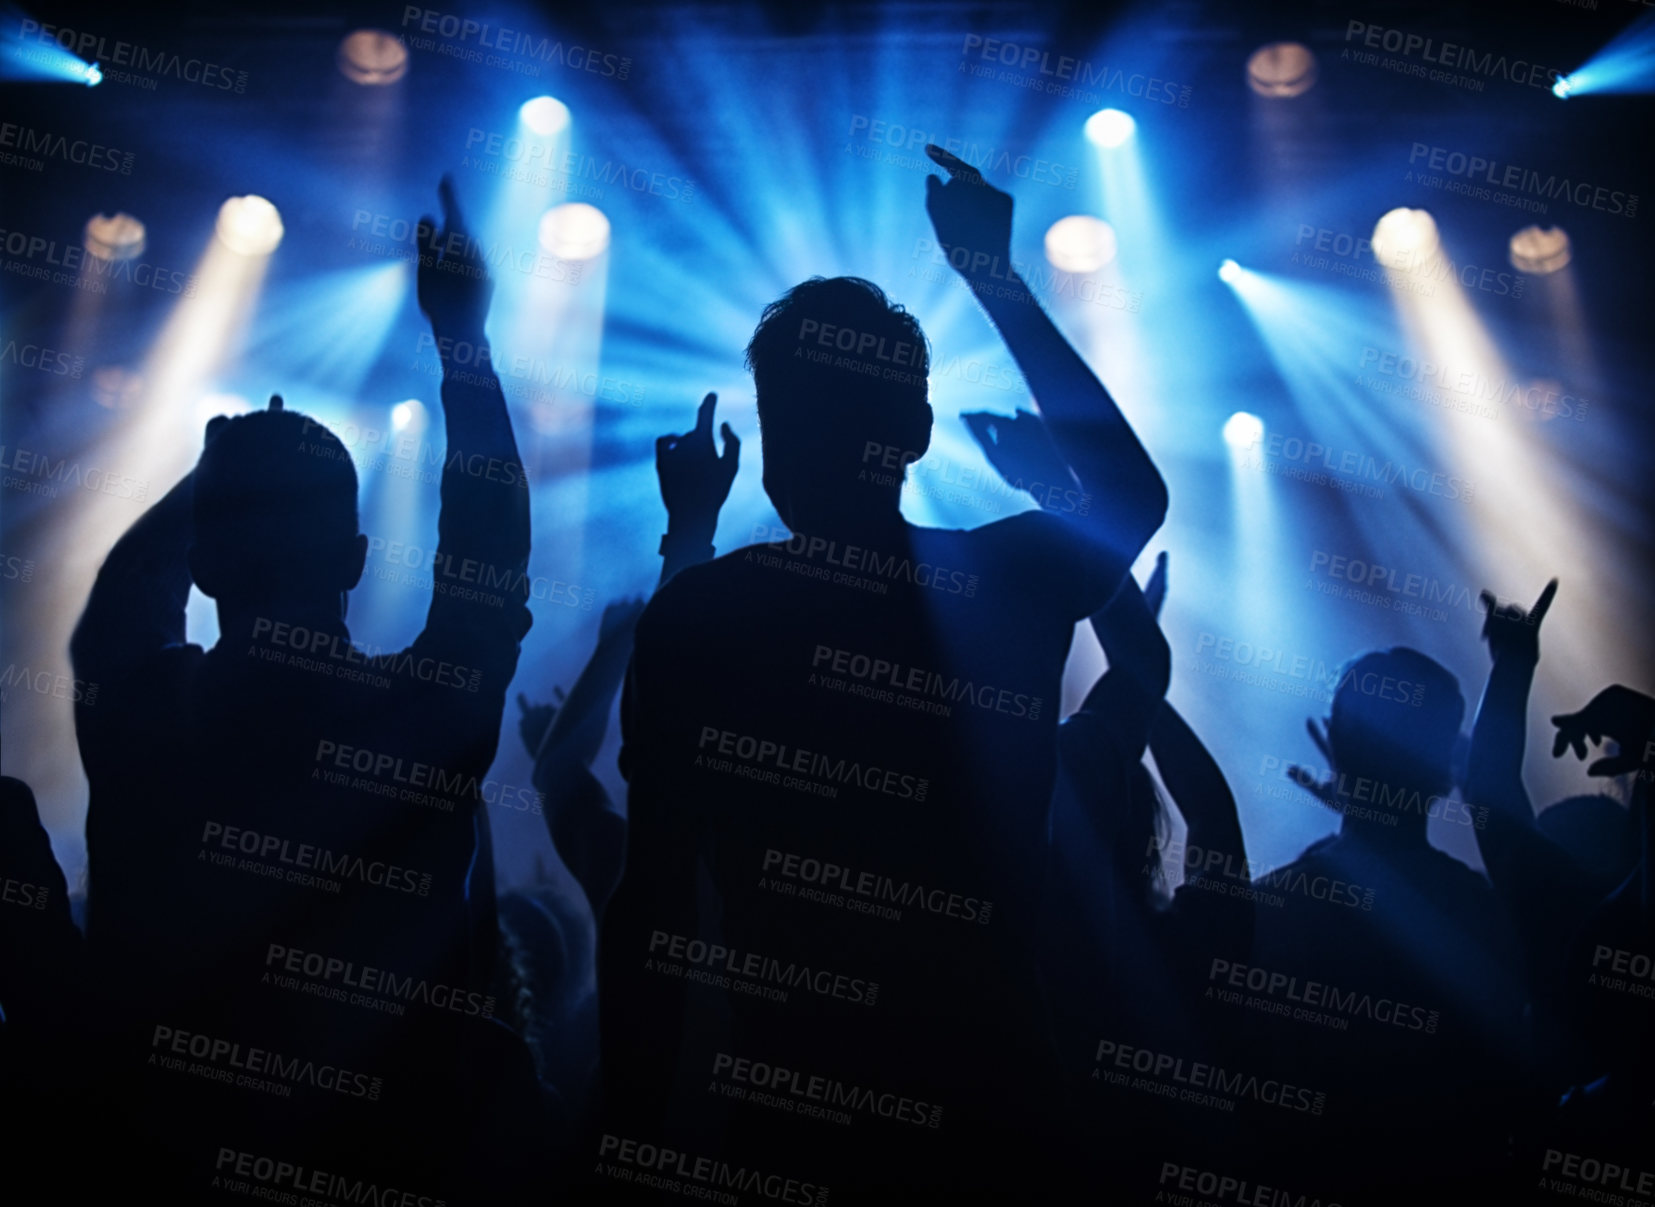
[192,410,359,588]
[744,276,931,441]
[1329,647,1463,785]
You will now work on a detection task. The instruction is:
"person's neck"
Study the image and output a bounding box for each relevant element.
[787,499,907,545]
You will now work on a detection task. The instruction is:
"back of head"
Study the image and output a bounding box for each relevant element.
[1329,647,1463,794]
[190,410,362,606]
[1538,793,1636,894]
[745,277,932,523]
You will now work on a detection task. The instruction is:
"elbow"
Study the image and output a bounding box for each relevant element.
[1119,469,1169,559]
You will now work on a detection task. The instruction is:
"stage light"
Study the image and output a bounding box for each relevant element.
[215,196,285,257]
[391,399,426,431]
[1553,75,1573,99]
[1247,43,1317,97]
[337,30,408,85]
[521,96,571,137]
[1371,207,1438,270]
[1223,411,1264,448]
[1084,108,1136,148]
[539,203,609,260]
[83,213,146,262]
[0,30,96,84]
[1509,225,1571,275]
[1218,258,1242,283]
[1043,216,1117,273]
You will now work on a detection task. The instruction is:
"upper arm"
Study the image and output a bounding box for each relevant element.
[993,510,1130,622]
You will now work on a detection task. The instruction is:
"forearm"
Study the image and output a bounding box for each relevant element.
[70,470,195,682]
[658,524,716,589]
[538,638,634,771]
[978,278,1168,551]
[1151,703,1245,858]
[1087,579,1171,705]
[1467,657,1536,812]
[433,326,530,577]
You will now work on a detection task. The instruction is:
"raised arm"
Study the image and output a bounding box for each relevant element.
[69,471,193,697]
[517,598,645,916]
[1079,554,1172,759]
[414,176,532,647]
[1465,581,1557,836]
[925,145,1167,573]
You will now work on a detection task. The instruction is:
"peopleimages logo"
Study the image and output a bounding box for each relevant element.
[214,1148,444,1207]
[597,1134,828,1205]
[761,847,993,925]
[712,1051,944,1129]
[1207,958,1441,1034]
[647,929,879,1006]
[1093,1039,1327,1115]
[264,943,496,1019]
[150,1024,383,1100]
[1158,1163,1342,1207]
[200,820,433,897]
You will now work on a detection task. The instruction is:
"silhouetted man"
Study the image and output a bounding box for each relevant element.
[598,147,1167,1198]
[70,181,546,1199]
[1250,648,1525,1202]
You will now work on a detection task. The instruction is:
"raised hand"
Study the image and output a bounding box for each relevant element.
[1287,717,1343,813]
[1142,551,1169,621]
[1479,578,1557,666]
[417,175,492,336]
[517,688,565,758]
[924,144,1014,281]
[598,595,647,646]
[656,393,740,537]
[1551,685,1655,777]
[962,409,1072,493]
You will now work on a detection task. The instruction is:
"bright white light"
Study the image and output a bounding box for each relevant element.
[1218,258,1242,283]
[1247,43,1317,97]
[1043,216,1117,273]
[84,212,146,262]
[215,196,285,257]
[391,399,426,431]
[538,203,609,260]
[520,96,570,137]
[1371,207,1439,270]
[1553,76,1573,99]
[337,30,408,85]
[1084,108,1136,148]
[1223,411,1264,449]
[83,61,102,87]
[1509,225,1572,275]
[196,392,253,427]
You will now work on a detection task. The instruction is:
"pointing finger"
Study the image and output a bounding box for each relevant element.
[1530,578,1558,624]
[693,392,717,438]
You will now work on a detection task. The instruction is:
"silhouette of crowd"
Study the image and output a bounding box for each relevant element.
[2,153,1650,1206]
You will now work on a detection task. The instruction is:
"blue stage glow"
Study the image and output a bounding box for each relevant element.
[0,18,98,83]
[1556,10,1655,95]
[1218,258,1242,284]
[1084,108,1136,148]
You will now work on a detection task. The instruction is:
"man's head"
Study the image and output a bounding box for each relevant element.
[188,410,367,610]
[1328,647,1463,797]
[745,276,933,531]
